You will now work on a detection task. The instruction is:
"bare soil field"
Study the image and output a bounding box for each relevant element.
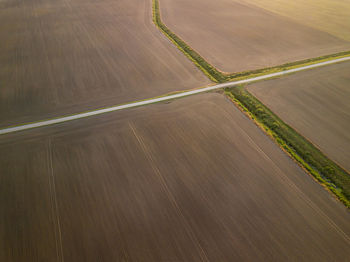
[159,0,350,73]
[236,0,350,42]
[0,0,209,127]
[247,61,350,172]
[1,93,350,261]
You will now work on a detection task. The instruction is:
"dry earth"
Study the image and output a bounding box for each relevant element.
[1,93,349,262]
[0,0,209,127]
[247,61,350,173]
[160,0,350,73]
[236,0,350,42]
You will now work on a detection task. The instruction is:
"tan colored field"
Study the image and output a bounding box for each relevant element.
[1,93,350,261]
[248,61,350,172]
[160,0,350,73]
[0,0,209,127]
[237,0,350,42]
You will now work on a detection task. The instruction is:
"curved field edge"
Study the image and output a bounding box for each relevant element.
[152,0,223,82]
[225,87,350,208]
[152,0,350,83]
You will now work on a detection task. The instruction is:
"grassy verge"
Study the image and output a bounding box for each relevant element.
[152,0,350,83]
[152,0,224,83]
[225,51,350,81]
[225,86,350,208]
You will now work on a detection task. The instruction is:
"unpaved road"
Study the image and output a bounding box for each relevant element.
[1,56,349,135]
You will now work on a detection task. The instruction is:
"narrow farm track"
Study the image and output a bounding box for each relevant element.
[1,56,350,135]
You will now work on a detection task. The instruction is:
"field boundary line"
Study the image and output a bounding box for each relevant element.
[1,56,350,135]
[152,0,222,82]
[152,0,350,83]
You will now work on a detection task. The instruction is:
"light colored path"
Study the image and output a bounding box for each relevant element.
[1,56,350,135]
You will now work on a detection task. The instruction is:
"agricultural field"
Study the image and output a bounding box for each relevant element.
[1,93,350,261]
[0,0,209,127]
[247,61,350,173]
[236,0,350,42]
[159,0,350,73]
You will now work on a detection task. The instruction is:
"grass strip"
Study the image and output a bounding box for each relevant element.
[152,0,225,83]
[153,0,350,83]
[225,86,350,208]
[226,51,350,81]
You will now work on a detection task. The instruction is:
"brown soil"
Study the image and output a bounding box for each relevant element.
[160,0,350,73]
[1,93,349,261]
[247,61,350,173]
[0,0,209,127]
[236,0,350,42]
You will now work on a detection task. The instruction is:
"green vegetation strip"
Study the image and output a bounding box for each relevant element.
[226,51,350,81]
[153,0,225,83]
[225,86,350,208]
[153,0,350,83]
